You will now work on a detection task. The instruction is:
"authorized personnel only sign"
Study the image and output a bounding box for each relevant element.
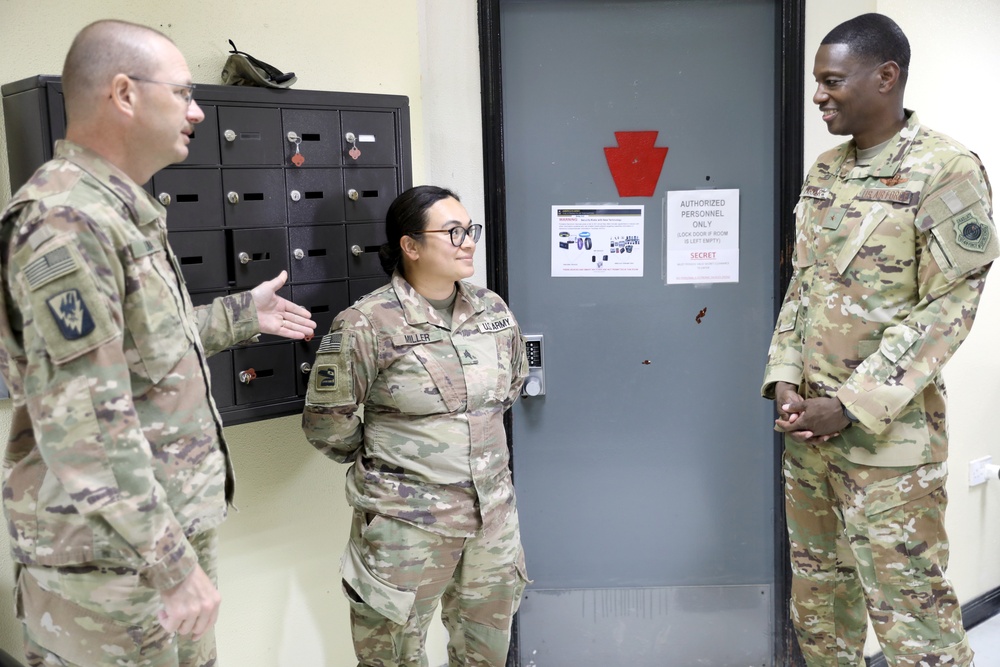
[664,189,739,284]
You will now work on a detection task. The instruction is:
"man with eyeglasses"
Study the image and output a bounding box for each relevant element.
[762,13,995,667]
[0,19,315,666]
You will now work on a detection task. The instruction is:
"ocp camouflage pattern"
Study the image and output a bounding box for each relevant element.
[0,140,260,592]
[763,112,997,467]
[301,272,528,539]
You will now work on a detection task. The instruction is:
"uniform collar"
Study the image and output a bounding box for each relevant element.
[54,139,165,227]
[830,110,921,181]
[391,272,486,329]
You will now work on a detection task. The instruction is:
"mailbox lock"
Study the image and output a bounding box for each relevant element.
[287,131,299,142]
[351,244,364,257]
[293,248,305,260]
[238,251,251,265]
[224,129,237,142]
[300,362,312,374]
[238,368,257,385]
[290,190,301,202]
[345,132,357,144]
[157,193,172,206]
[227,192,240,205]
[347,188,360,202]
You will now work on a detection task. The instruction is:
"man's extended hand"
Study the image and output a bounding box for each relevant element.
[773,381,850,444]
[251,270,317,339]
[158,564,220,641]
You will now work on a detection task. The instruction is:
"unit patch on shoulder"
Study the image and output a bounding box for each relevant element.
[954,210,990,252]
[24,246,78,290]
[46,288,95,340]
[314,365,338,391]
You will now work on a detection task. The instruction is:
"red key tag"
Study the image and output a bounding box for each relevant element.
[349,145,361,160]
[290,136,305,167]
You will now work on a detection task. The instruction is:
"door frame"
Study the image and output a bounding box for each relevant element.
[477,1,806,664]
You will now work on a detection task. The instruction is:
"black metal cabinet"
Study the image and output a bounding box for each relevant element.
[1,76,408,425]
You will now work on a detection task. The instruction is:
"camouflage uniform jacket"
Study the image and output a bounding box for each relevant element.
[762,112,997,466]
[302,272,528,538]
[0,140,260,590]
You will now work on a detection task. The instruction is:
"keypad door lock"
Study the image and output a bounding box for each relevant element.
[522,334,545,397]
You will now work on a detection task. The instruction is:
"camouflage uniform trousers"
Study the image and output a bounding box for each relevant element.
[783,438,973,667]
[343,508,528,667]
[17,529,219,667]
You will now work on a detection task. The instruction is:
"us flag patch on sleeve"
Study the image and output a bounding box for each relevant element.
[24,246,77,290]
[318,332,343,354]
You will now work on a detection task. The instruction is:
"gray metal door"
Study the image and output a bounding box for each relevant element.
[501,1,779,664]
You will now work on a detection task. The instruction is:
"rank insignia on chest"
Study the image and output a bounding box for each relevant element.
[822,207,848,230]
[314,364,337,390]
[954,211,990,252]
[46,288,95,340]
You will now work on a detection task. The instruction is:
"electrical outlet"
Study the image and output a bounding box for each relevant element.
[969,455,993,487]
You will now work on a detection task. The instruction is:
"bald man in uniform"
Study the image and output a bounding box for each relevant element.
[0,20,315,666]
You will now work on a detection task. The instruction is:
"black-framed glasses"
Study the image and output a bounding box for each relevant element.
[126,75,197,105]
[411,224,483,247]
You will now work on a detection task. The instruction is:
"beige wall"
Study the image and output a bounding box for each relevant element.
[0,1,481,665]
[0,1,997,665]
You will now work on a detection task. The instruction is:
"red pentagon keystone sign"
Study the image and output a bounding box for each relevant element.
[603,131,669,197]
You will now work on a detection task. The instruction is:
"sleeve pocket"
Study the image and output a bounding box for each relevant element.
[926,201,998,281]
[775,298,800,334]
[26,249,117,366]
[877,324,921,364]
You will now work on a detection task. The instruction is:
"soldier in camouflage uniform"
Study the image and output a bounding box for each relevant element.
[302,186,529,666]
[762,14,995,667]
[0,20,315,666]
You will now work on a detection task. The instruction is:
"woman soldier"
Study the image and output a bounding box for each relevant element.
[302,185,529,666]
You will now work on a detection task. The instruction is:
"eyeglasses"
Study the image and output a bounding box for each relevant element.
[410,224,483,247]
[127,75,197,105]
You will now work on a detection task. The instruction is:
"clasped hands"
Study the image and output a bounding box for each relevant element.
[773,381,852,444]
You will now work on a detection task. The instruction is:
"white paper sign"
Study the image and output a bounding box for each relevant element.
[665,189,740,284]
[551,205,644,277]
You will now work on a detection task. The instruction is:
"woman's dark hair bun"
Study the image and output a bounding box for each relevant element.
[380,185,460,276]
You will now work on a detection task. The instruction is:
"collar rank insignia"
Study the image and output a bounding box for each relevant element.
[46,288,95,340]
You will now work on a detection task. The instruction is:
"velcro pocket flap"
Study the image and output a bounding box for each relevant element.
[864,462,947,517]
[835,204,888,274]
[877,324,920,364]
